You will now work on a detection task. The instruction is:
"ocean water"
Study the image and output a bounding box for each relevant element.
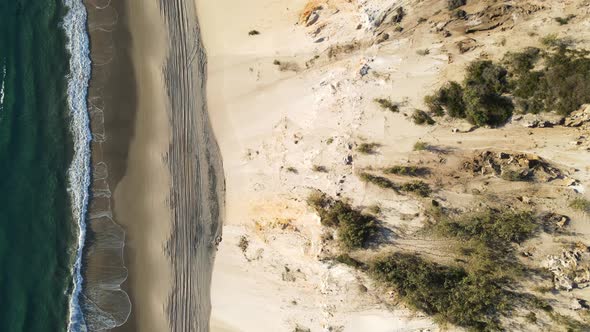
[0,0,91,331]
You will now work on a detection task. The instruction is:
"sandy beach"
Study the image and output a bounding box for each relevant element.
[85,0,224,330]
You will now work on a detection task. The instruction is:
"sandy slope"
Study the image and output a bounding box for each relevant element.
[197,0,590,331]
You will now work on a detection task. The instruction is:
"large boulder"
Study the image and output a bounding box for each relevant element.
[565,104,590,127]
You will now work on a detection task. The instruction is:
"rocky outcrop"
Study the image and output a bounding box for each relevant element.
[512,112,564,128]
[565,104,590,127]
[544,244,590,291]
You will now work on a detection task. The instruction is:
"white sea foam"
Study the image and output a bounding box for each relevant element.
[62,0,92,331]
[0,64,6,110]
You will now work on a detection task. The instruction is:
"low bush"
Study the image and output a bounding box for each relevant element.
[554,14,575,25]
[413,141,428,151]
[400,180,432,197]
[357,143,380,154]
[412,109,435,125]
[371,252,509,331]
[307,193,377,249]
[433,208,537,248]
[374,98,399,112]
[248,30,260,36]
[384,165,429,177]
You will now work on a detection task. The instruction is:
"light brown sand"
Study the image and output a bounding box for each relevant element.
[109,0,172,331]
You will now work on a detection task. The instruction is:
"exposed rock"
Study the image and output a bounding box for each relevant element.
[513,112,565,128]
[457,38,478,53]
[544,246,590,291]
[565,104,590,127]
[463,151,563,182]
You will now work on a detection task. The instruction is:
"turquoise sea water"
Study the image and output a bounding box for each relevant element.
[0,0,90,331]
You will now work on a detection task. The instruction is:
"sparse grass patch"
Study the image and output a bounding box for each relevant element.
[357,142,380,154]
[384,165,429,177]
[501,169,530,182]
[412,109,435,125]
[312,165,328,173]
[238,235,249,252]
[416,49,430,56]
[569,197,590,213]
[374,98,399,112]
[359,172,397,190]
[413,141,428,151]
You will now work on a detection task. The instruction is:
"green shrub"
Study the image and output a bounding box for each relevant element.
[338,213,378,249]
[413,141,428,151]
[384,165,429,177]
[412,109,435,125]
[248,30,260,36]
[307,193,377,249]
[433,208,537,247]
[400,180,432,197]
[286,166,298,173]
[357,142,380,154]
[424,81,466,118]
[374,98,399,112]
[554,14,575,25]
[359,172,397,190]
[447,0,466,10]
[416,49,430,56]
[463,61,513,126]
[569,198,590,213]
[370,252,509,331]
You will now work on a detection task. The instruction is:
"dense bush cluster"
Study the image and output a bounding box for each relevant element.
[433,208,537,247]
[424,43,590,126]
[307,192,377,249]
[371,252,509,331]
